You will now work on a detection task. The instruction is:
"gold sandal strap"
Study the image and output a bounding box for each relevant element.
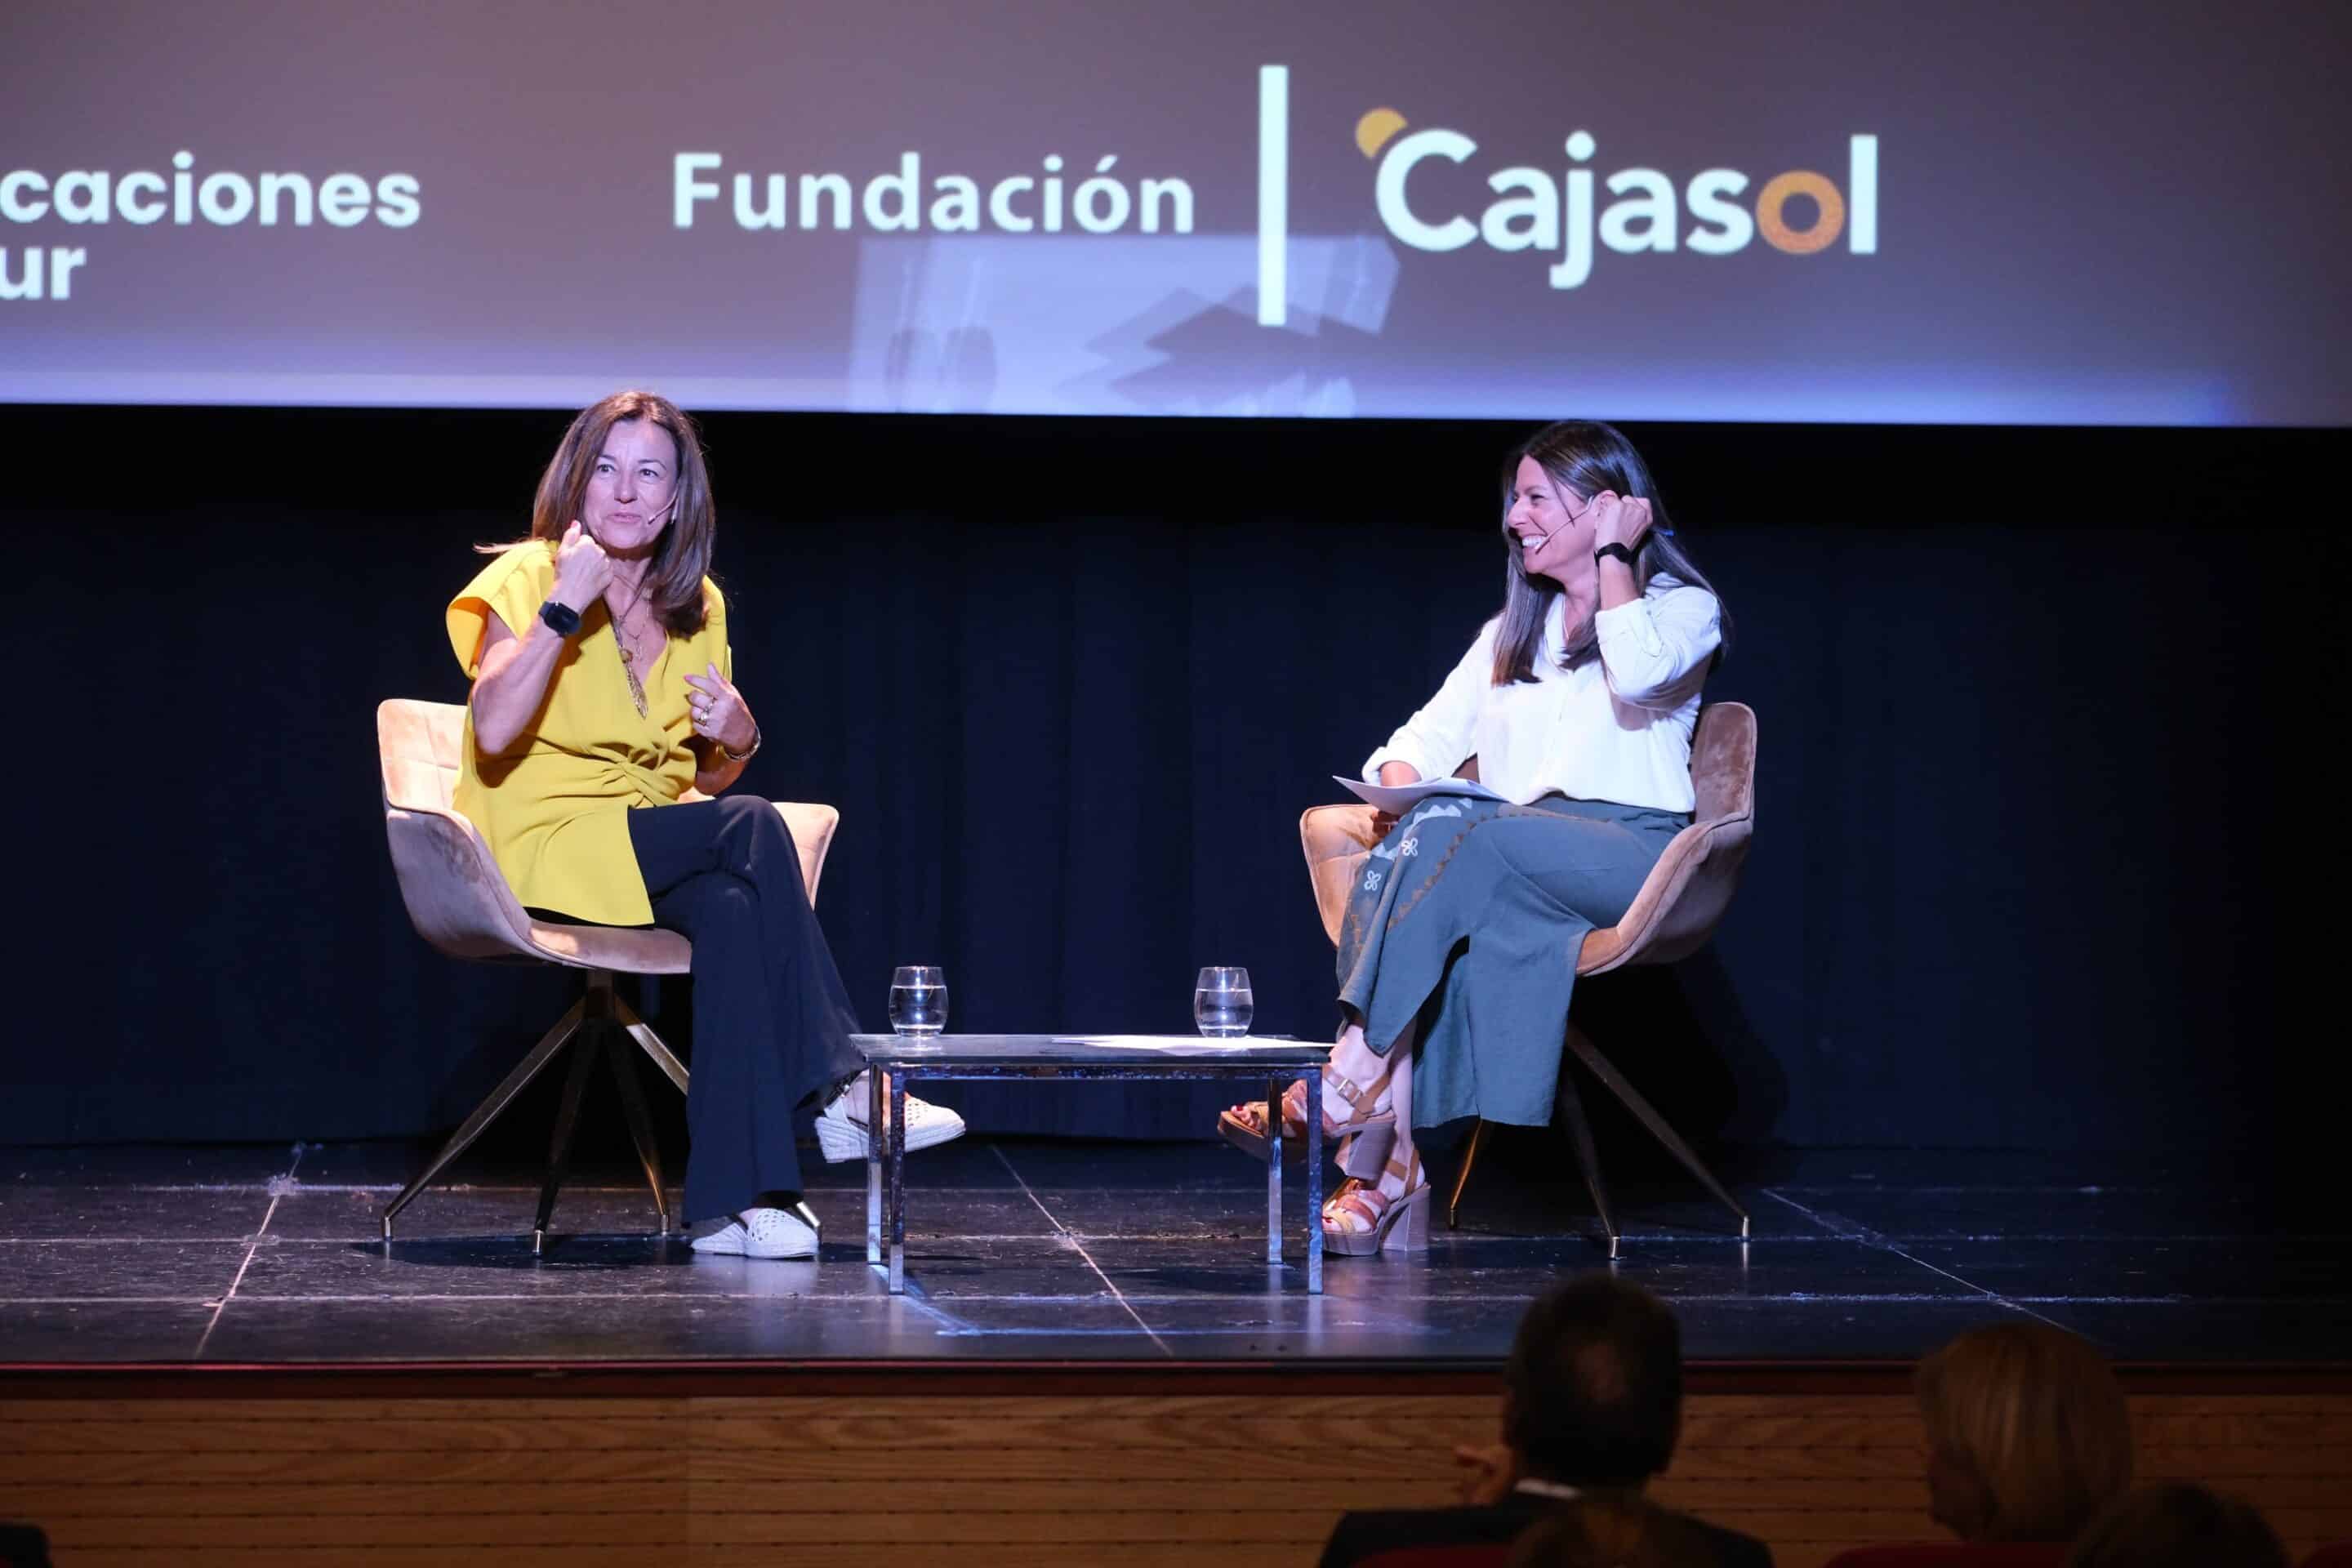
[1326,1178,1388,1228]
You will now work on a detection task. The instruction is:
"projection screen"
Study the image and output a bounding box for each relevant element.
[4,0,2346,424]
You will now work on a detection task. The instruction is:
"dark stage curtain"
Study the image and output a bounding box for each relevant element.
[8,408,2336,1178]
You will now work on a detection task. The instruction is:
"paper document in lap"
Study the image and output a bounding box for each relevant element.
[1334,775,1509,813]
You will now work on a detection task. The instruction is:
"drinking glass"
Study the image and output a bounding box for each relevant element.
[1193,966,1254,1038]
[888,966,949,1036]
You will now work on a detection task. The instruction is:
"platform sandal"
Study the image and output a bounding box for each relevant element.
[1321,1147,1430,1258]
[1215,1058,1398,1164]
[1215,1078,1312,1162]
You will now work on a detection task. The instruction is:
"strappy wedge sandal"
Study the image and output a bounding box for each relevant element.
[1321,1147,1431,1258]
[1215,1079,1311,1163]
[1216,1058,1399,1166]
[1214,1098,1393,1180]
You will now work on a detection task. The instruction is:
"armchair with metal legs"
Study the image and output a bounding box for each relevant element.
[1297,702,1758,1256]
[376,698,840,1251]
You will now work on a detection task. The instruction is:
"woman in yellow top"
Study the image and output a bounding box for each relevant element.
[448,390,963,1260]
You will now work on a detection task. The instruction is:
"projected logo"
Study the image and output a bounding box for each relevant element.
[1352,109,1878,291]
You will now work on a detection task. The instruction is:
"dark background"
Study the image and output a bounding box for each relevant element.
[7,407,2339,1188]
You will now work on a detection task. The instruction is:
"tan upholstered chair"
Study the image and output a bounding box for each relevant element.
[377,698,840,1250]
[1298,701,1757,1255]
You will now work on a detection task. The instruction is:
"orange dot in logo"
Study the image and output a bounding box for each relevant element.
[1355,109,1408,159]
[1756,171,1846,253]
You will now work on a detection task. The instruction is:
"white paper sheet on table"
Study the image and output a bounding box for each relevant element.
[1049,1035,1285,1051]
[1332,775,1510,813]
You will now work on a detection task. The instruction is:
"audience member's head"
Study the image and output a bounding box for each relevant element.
[1503,1275,1683,1489]
[1504,1494,1717,1568]
[1913,1321,2133,1543]
[2066,1482,2287,1568]
[0,1524,52,1568]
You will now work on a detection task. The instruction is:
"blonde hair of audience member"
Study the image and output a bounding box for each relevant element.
[2065,1482,2287,1568]
[1503,1494,1717,1568]
[1914,1322,2133,1543]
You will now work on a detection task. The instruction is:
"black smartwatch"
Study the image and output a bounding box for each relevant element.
[538,599,583,636]
[1594,542,1638,568]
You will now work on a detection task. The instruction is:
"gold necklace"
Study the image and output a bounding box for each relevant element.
[612,590,658,718]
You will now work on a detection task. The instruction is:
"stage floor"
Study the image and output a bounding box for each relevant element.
[2,1137,2343,1365]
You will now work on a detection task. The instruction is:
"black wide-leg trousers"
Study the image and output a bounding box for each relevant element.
[624,796,864,1223]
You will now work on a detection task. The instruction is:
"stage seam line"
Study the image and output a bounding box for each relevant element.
[1760,1187,2075,1332]
[105,1182,1045,1195]
[48,1287,2328,1307]
[990,1144,1170,1357]
[193,1143,305,1360]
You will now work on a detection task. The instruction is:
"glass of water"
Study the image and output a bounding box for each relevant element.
[1193,966,1254,1038]
[889,966,949,1036]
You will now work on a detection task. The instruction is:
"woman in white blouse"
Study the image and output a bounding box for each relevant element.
[1221,421,1730,1256]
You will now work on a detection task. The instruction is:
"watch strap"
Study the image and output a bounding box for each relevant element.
[538,599,583,636]
[1593,542,1638,567]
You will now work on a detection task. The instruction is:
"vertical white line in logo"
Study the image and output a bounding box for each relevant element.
[1850,134,1878,254]
[1258,64,1290,327]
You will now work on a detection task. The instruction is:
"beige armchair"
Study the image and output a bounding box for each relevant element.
[376,698,840,1250]
[1298,701,1757,1254]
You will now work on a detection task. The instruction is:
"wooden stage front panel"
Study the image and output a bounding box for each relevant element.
[5,1373,2348,1566]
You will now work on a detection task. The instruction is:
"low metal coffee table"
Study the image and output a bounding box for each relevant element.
[851,1034,1331,1294]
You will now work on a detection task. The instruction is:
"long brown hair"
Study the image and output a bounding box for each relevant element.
[486,390,716,635]
[1916,1322,2135,1543]
[1490,421,1730,687]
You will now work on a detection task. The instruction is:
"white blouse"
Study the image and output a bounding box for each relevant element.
[1362,577,1722,815]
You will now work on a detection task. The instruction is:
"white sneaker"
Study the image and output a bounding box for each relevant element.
[815,1071,968,1163]
[688,1205,819,1259]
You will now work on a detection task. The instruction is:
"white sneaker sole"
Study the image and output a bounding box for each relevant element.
[815,1110,967,1165]
[688,1203,822,1259]
[691,1233,816,1260]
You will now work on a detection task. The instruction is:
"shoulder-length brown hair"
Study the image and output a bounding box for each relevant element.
[485,390,715,635]
[1490,420,1731,687]
[1916,1322,2134,1543]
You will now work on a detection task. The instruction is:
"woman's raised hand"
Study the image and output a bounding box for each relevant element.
[550,519,614,612]
[1371,760,1421,837]
[1588,492,1654,554]
[684,661,758,755]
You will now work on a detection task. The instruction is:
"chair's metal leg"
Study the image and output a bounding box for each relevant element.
[381,999,588,1241]
[1554,1063,1619,1258]
[1265,1076,1283,1266]
[605,1032,670,1234]
[611,996,689,1094]
[1447,1120,1488,1231]
[532,1029,600,1254]
[1563,1021,1749,1238]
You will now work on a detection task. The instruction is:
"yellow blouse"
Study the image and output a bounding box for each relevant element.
[445,543,731,927]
